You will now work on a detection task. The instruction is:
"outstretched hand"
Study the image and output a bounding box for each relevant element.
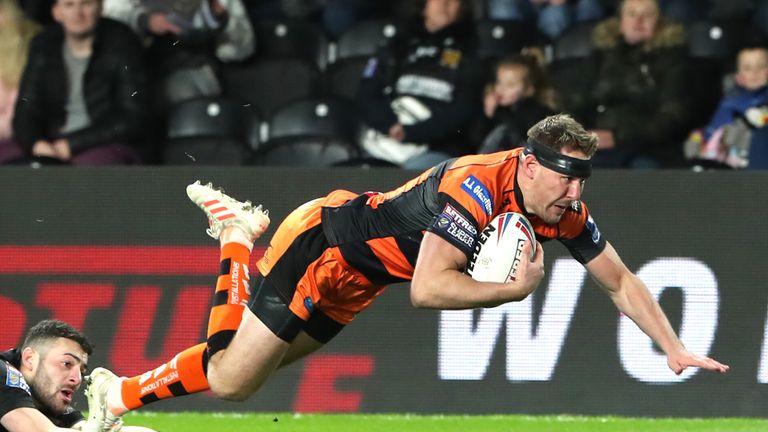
[667,349,730,375]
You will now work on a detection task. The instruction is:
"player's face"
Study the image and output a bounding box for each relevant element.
[52,0,101,39]
[528,148,588,225]
[28,338,88,415]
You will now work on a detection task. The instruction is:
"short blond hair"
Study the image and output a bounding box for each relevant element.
[527,114,598,157]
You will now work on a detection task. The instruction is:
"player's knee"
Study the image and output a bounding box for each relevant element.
[207,358,266,402]
[208,374,252,401]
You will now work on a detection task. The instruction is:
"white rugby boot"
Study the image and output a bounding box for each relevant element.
[186,180,270,241]
[83,367,124,432]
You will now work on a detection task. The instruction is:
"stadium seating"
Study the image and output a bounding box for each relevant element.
[548,23,596,118]
[468,0,487,20]
[322,58,369,101]
[254,19,330,70]
[684,20,738,128]
[254,140,359,167]
[145,7,764,169]
[552,21,596,63]
[220,58,320,118]
[386,0,422,21]
[333,18,399,61]
[162,96,257,165]
[475,19,537,60]
[323,19,400,100]
[686,20,735,61]
[253,97,361,166]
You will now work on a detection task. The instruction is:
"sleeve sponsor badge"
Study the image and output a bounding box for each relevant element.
[431,203,479,251]
[461,175,494,216]
[5,364,31,395]
[585,214,601,244]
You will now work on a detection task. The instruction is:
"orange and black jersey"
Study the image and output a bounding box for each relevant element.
[321,148,606,286]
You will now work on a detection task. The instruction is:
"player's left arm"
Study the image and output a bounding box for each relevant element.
[585,241,730,375]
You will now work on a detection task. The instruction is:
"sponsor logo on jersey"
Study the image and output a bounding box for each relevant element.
[437,215,451,229]
[303,296,315,313]
[5,364,31,395]
[585,214,601,244]
[461,176,494,215]
[442,204,478,236]
[434,203,478,250]
[446,222,474,249]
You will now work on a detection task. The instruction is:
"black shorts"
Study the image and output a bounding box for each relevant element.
[247,274,345,344]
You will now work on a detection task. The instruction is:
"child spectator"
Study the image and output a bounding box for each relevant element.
[685,46,768,168]
[474,52,556,153]
[0,0,40,164]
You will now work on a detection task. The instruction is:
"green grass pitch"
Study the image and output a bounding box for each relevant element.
[121,412,768,432]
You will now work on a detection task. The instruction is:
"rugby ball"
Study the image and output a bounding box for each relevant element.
[466,212,536,283]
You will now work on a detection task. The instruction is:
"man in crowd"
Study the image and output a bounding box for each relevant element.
[13,0,148,165]
[564,0,689,168]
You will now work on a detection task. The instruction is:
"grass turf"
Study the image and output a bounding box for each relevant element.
[120,412,768,432]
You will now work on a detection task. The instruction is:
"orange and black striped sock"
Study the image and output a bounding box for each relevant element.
[119,242,252,410]
[120,343,208,410]
[207,242,251,356]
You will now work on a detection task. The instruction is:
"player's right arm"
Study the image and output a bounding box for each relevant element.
[1,407,81,432]
[410,232,544,309]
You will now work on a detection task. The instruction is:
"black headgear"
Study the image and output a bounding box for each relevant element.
[523,140,592,179]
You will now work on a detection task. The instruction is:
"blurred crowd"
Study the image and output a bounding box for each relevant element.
[1,0,767,169]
